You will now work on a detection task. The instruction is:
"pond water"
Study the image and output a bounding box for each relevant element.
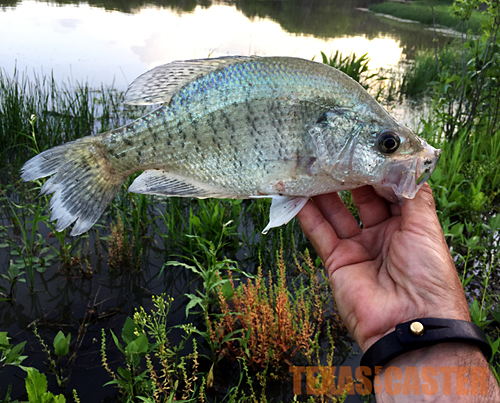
[1,0,452,91]
[0,1,455,402]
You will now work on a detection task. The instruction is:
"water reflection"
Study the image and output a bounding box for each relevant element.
[0,0,450,89]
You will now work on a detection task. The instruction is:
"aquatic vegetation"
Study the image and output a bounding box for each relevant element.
[0,332,27,372]
[101,273,348,403]
[33,325,72,389]
[1,188,53,292]
[320,51,381,90]
[101,301,199,402]
[400,46,461,98]
[205,246,339,370]
[0,69,149,170]
[107,215,139,271]
[25,367,67,403]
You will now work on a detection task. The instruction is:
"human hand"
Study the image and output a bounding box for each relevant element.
[297,184,470,352]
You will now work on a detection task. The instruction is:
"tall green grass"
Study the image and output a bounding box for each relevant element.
[320,51,377,89]
[0,69,149,170]
[401,46,461,97]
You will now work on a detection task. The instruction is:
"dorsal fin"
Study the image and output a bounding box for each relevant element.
[123,56,261,105]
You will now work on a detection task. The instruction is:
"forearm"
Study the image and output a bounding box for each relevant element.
[373,343,500,402]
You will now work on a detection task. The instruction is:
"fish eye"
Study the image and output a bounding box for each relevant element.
[377,131,400,154]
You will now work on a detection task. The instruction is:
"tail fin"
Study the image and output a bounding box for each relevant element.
[21,137,124,236]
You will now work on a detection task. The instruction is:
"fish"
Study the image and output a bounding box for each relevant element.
[21,56,441,236]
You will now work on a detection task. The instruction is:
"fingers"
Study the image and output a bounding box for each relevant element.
[297,198,340,263]
[351,186,392,229]
[312,192,361,238]
[400,184,440,234]
[399,183,453,266]
[389,203,401,216]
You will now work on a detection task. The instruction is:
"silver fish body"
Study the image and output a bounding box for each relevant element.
[21,56,440,235]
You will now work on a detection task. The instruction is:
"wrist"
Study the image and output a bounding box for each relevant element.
[359,310,472,353]
[361,318,491,375]
[359,318,497,401]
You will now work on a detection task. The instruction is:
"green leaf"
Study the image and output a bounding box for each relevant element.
[117,366,132,381]
[166,260,198,274]
[190,215,201,229]
[50,393,66,403]
[110,330,124,354]
[125,333,149,367]
[449,222,464,239]
[8,263,20,278]
[39,247,51,255]
[137,397,155,403]
[466,235,480,249]
[221,329,243,344]
[489,215,500,231]
[134,333,149,354]
[25,367,48,403]
[487,335,500,361]
[462,274,475,287]
[121,317,138,344]
[184,294,203,318]
[44,253,58,261]
[0,332,10,347]
[5,341,26,365]
[53,331,70,357]
[9,341,26,356]
[221,281,234,300]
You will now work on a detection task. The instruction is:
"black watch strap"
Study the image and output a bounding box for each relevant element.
[360,318,492,384]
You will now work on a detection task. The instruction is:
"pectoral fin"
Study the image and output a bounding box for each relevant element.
[251,195,309,234]
[128,170,236,198]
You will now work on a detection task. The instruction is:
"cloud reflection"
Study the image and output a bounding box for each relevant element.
[131,5,403,71]
[0,1,404,89]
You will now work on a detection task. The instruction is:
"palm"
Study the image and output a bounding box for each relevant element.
[297,184,470,352]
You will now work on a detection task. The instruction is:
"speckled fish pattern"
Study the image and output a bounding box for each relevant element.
[21,56,440,235]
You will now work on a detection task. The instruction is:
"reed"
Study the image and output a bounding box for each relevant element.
[0,69,149,171]
[400,46,460,98]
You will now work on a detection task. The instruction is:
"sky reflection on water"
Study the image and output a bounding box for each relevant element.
[1,0,414,90]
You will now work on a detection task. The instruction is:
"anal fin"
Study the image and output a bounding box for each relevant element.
[128,170,236,199]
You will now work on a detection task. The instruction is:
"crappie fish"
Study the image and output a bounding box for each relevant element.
[21,56,441,236]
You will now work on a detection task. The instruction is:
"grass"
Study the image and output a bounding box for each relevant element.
[369,1,488,32]
[99,243,349,402]
[0,69,150,170]
[400,46,461,97]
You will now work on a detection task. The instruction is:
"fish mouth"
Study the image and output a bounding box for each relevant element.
[373,139,441,204]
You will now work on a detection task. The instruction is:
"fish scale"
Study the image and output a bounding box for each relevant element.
[21,56,441,235]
